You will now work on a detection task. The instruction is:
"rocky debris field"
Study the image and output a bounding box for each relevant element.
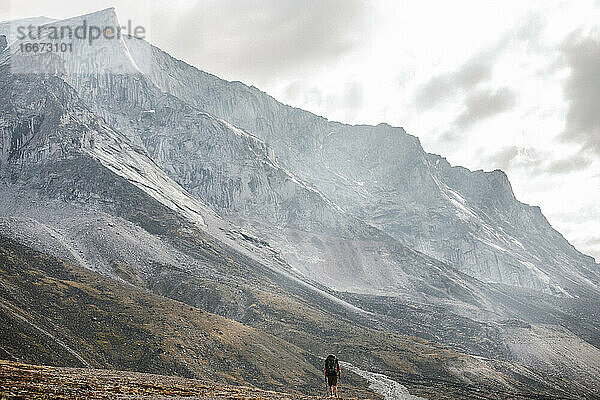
[0,360,353,400]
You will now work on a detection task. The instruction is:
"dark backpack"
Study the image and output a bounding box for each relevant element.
[325,355,338,376]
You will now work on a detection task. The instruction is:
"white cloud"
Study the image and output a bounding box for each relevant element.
[560,31,600,156]
[148,0,373,86]
[454,87,516,130]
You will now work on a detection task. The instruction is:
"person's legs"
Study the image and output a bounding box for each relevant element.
[327,375,334,397]
[328,375,338,397]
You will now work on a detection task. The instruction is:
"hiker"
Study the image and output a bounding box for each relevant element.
[324,354,341,397]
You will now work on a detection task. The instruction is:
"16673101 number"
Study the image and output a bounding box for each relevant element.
[19,42,73,53]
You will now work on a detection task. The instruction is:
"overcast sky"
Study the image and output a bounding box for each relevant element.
[2,0,599,261]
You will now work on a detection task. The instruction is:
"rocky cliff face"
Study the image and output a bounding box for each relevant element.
[69,72,351,236]
[0,47,481,311]
[69,68,497,304]
[9,8,596,298]
[10,18,485,302]
[124,36,599,296]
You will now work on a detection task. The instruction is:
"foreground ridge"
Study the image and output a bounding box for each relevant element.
[0,360,363,400]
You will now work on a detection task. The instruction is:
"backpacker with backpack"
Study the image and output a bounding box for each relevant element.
[325,354,339,376]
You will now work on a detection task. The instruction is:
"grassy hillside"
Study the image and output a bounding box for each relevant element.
[0,234,376,398]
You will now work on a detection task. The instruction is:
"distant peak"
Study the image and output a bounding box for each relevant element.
[53,7,119,26]
[86,7,117,17]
